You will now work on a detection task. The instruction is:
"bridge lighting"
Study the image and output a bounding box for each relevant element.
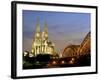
[61,60,65,64]
[52,61,57,65]
[69,58,75,64]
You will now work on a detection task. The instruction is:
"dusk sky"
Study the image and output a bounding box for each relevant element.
[23,10,90,53]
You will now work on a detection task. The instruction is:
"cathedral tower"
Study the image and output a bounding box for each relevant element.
[31,20,56,56]
[35,20,41,39]
[42,22,48,41]
[31,20,41,55]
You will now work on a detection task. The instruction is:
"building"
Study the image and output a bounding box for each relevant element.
[31,20,56,56]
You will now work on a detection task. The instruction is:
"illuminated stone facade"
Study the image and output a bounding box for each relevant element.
[31,21,55,56]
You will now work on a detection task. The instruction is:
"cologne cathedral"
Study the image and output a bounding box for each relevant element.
[31,21,55,56]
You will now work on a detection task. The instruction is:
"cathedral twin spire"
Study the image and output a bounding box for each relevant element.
[31,19,55,55]
[36,20,40,33]
[35,20,48,40]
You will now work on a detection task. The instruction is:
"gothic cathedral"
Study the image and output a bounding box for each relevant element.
[31,21,55,56]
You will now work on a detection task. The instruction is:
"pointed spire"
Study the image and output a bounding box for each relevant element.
[36,19,40,33]
[44,21,48,34]
[35,19,41,38]
[43,21,48,39]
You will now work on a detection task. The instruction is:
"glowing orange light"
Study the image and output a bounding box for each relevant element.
[52,61,56,65]
[61,61,65,64]
[69,58,75,64]
[69,60,73,64]
[71,58,75,61]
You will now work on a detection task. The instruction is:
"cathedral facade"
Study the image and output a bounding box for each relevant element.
[31,21,55,56]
